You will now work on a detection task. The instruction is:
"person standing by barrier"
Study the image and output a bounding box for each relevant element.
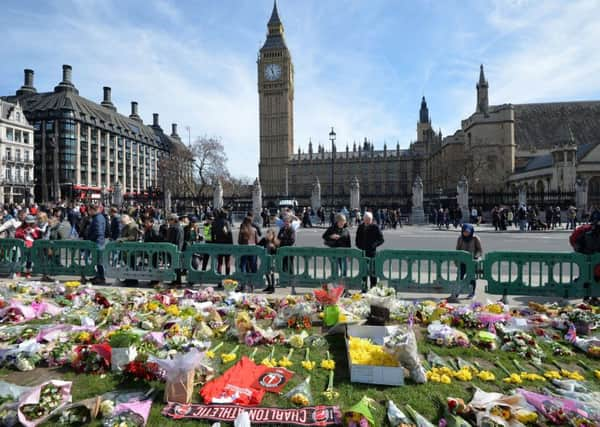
[322,213,351,276]
[0,209,26,238]
[166,213,184,286]
[15,215,40,279]
[277,215,296,274]
[450,223,482,301]
[108,207,121,241]
[258,228,279,294]
[201,214,213,271]
[356,211,384,292]
[212,209,234,279]
[238,216,259,292]
[85,204,106,285]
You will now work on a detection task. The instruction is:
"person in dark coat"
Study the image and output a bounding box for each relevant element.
[277,215,296,273]
[323,213,351,276]
[109,207,121,240]
[211,209,234,276]
[85,204,106,284]
[166,213,184,285]
[355,211,384,290]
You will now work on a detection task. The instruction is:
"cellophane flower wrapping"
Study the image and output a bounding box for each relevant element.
[284,376,313,406]
[149,348,210,403]
[383,328,427,383]
[72,343,112,374]
[519,389,600,425]
[313,284,344,306]
[427,321,469,347]
[364,284,396,309]
[469,387,536,427]
[17,380,72,427]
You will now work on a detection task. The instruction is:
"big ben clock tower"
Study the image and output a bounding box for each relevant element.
[258,1,294,198]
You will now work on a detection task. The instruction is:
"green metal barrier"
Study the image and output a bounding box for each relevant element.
[483,251,588,299]
[30,240,99,277]
[103,242,180,282]
[274,247,369,290]
[374,250,476,294]
[587,254,600,298]
[0,238,26,276]
[183,243,271,289]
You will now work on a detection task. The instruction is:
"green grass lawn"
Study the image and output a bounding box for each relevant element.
[2,328,600,426]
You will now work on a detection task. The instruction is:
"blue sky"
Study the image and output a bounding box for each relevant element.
[1,0,600,179]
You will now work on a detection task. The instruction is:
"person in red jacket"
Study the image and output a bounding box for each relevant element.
[15,215,41,278]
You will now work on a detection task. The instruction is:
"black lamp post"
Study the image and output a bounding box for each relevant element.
[329,127,336,209]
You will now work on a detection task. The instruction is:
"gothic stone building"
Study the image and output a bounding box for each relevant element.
[258,3,438,207]
[2,66,193,203]
[259,3,600,209]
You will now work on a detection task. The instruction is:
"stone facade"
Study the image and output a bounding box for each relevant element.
[2,66,193,203]
[257,4,600,209]
[0,99,35,204]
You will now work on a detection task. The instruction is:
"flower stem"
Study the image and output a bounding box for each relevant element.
[305,348,310,361]
[250,348,257,360]
[326,351,331,360]
[231,345,239,354]
[327,370,334,391]
[210,342,224,352]
[269,346,275,360]
[287,348,294,359]
[495,359,511,376]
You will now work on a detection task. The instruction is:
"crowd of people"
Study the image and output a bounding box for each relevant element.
[1,200,599,300]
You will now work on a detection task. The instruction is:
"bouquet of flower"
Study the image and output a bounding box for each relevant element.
[472,331,498,351]
[274,302,315,329]
[499,331,544,365]
[314,284,344,327]
[102,409,146,427]
[364,284,396,309]
[519,389,600,426]
[150,348,209,403]
[222,279,239,293]
[284,376,313,407]
[383,328,426,383]
[345,396,376,427]
[17,380,72,427]
[72,343,112,374]
[122,361,163,382]
[426,321,469,347]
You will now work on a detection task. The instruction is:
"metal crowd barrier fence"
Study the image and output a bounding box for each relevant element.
[374,249,477,295]
[0,239,26,276]
[2,240,600,300]
[482,251,588,299]
[182,243,271,289]
[274,247,369,290]
[102,242,181,282]
[30,240,99,277]
[587,253,600,298]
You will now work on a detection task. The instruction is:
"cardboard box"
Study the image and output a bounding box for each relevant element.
[346,324,404,386]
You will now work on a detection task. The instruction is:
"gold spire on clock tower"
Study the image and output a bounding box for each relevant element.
[258,1,294,198]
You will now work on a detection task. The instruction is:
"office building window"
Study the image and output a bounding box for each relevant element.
[6,128,13,141]
[24,151,29,162]
[45,121,54,132]
[5,148,11,160]
[15,149,21,162]
[15,130,21,142]
[23,132,30,144]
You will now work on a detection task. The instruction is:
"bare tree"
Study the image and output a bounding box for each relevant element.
[191,136,229,198]
[158,142,197,198]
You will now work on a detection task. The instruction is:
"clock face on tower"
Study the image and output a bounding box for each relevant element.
[264,63,282,81]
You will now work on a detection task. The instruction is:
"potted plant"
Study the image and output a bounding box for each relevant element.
[109,329,139,372]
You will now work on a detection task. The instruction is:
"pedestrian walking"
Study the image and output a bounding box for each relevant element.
[355,211,384,291]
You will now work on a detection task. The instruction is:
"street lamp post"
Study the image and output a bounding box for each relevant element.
[329,127,336,210]
[437,187,443,209]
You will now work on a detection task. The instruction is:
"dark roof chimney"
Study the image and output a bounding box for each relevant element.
[101,86,116,111]
[171,123,179,137]
[152,113,160,128]
[16,69,37,96]
[129,101,141,122]
[54,64,78,94]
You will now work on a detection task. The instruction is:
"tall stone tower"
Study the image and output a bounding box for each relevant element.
[416,96,432,142]
[476,64,489,114]
[258,1,294,198]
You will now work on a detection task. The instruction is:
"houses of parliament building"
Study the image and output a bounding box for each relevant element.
[258,3,600,208]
